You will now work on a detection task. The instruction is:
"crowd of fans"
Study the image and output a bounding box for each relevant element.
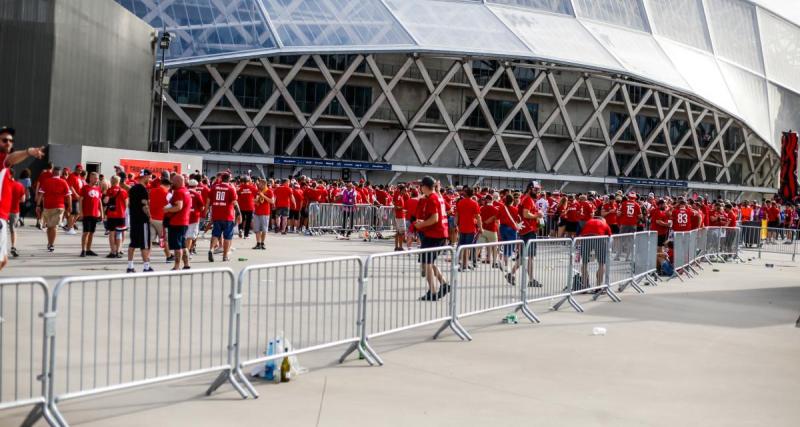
[1,125,799,283]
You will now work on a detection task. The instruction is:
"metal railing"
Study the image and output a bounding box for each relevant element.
[307,203,396,238]
[739,225,798,261]
[2,225,794,426]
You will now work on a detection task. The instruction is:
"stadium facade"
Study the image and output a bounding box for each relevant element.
[116,0,800,199]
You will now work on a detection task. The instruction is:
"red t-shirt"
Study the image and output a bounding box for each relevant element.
[237,183,257,212]
[455,197,481,234]
[0,169,14,220]
[518,195,539,235]
[602,202,617,225]
[480,205,499,232]
[405,197,419,220]
[104,186,128,219]
[67,173,84,197]
[579,200,594,221]
[273,185,293,209]
[209,183,237,221]
[254,188,273,216]
[189,189,204,224]
[726,210,738,227]
[579,218,612,236]
[671,206,693,232]
[10,181,25,214]
[292,188,305,210]
[392,193,405,219]
[766,206,780,222]
[418,193,449,239]
[169,187,191,226]
[649,208,669,236]
[80,185,103,218]
[40,177,71,209]
[617,200,641,226]
[565,201,580,222]
[149,186,169,221]
[498,204,520,228]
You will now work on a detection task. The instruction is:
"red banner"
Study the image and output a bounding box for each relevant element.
[120,158,182,175]
[779,132,798,200]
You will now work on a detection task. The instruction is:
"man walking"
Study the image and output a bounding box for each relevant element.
[252,178,274,250]
[164,174,192,270]
[207,172,239,262]
[126,170,153,273]
[37,166,72,252]
[78,172,103,257]
[104,175,128,258]
[414,176,450,301]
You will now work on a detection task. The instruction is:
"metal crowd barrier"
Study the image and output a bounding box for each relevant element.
[0,278,57,427]
[235,256,371,399]
[739,226,797,261]
[630,231,659,291]
[672,230,692,280]
[571,236,620,302]
[47,268,243,426]
[307,203,397,239]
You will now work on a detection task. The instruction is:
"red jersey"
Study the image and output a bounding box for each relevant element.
[237,183,257,211]
[726,210,738,227]
[579,218,612,236]
[579,200,594,221]
[40,177,71,209]
[455,197,481,234]
[480,205,499,232]
[392,193,405,219]
[149,186,169,221]
[617,200,641,226]
[0,169,13,220]
[602,202,617,225]
[10,180,24,214]
[273,185,293,209]
[80,185,103,218]
[565,201,580,222]
[766,206,780,222]
[498,204,520,229]
[255,188,273,216]
[292,188,305,210]
[418,193,449,239]
[518,195,539,235]
[67,173,84,197]
[210,183,237,221]
[104,186,128,219]
[671,206,693,232]
[406,197,419,220]
[169,187,191,226]
[189,189,205,224]
[649,208,669,236]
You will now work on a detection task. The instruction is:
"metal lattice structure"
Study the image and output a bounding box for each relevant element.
[116,0,800,193]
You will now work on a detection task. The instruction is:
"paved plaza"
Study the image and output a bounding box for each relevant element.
[0,227,798,426]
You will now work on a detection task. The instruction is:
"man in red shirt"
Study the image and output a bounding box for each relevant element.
[206,172,239,262]
[65,165,85,234]
[649,199,671,248]
[237,176,257,239]
[252,178,274,250]
[455,187,482,270]
[413,176,450,301]
[671,198,694,234]
[616,193,641,234]
[478,195,500,266]
[7,171,26,258]
[0,127,45,171]
[392,185,407,251]
[292,183,306,234]
[510,182,544,286]
[78,172,103,257]
[564,195,580,237]
[272,179,294,234]
[185,179,206,255]
[37,167,72,252]
[163,174,192,270]
[578,215,612,289]
[601,196,618,234]
[103,175,128,258]
[148,177,171,259]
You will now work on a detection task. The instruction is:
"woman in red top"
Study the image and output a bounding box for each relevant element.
[497,194,521,262]
[413,177,450,301]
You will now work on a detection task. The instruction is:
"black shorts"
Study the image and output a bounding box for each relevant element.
[580,239,608,264]
[657,234,667,247]
[168,225,188,250]
[82,217,100,233]
[520,232,537,256]
[105,217,126,231]
[71,200,80,214]
[767,220,779,229]
[610,224,620,234]
[564,221,578,233]
[289,210,300,220]
[129,222,151,249]
[419,236,447,264]
[300,208,309,219]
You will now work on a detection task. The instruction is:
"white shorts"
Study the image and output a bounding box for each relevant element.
[0,219,8,263]
[395,218,406,234]
[187,222,200,240]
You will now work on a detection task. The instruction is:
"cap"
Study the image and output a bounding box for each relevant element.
[138,169,152,178]
[188,179,198,187]
[0,126,15,136]
[526,180,537,190]
[420,176,435,189]
[75,164,84,170]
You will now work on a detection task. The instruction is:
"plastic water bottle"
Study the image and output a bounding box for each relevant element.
[592,327,607,336]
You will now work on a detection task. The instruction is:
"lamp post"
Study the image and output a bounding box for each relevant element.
[156,30,172,153]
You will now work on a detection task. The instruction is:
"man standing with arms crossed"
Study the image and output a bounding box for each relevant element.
[126,170,153,273]
[207,172,239,262]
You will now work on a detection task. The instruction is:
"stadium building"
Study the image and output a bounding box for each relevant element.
[117,0,800,199]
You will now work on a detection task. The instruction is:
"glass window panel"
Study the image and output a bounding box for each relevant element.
[706,0,764,74]
[114,0,276,62]
[487,0,574,15]
[646,0,712,51]
[657,38,739,117]
[758,9,800,94]
[490,5,622,71]
[261,0,414,47]
[767,83,800,151]
[573,0,649,32]
[718,61,771,143]
[583,21,690,92]
[384,0,530,55]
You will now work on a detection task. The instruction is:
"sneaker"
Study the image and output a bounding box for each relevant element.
[66,229,77,235]
[252,244,261,250]
[143,267,155,273]
[419,290,439,301]
[208,251,214,262]
[165,255,175,262]
[86,250,99,257]
[438,283,451,298]
[79,250,86,257]
[35,223,42,230]
[126,268,135,273]
[115,253,124,258]
[528,279,543,288]
[505,273,516,286]
[182,266,191,270]
[222,256,230,262]
[47,245,54,253]
[10,247,18,258]
[260,244,267,250]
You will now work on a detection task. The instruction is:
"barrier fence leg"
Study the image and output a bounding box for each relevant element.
[340,276,381,366]
[21,401,59,427]
[593,237,620,303]
[434,252,472,341]
[207,291,250,399]
[516,243,541,324]
[553,240,584,313]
